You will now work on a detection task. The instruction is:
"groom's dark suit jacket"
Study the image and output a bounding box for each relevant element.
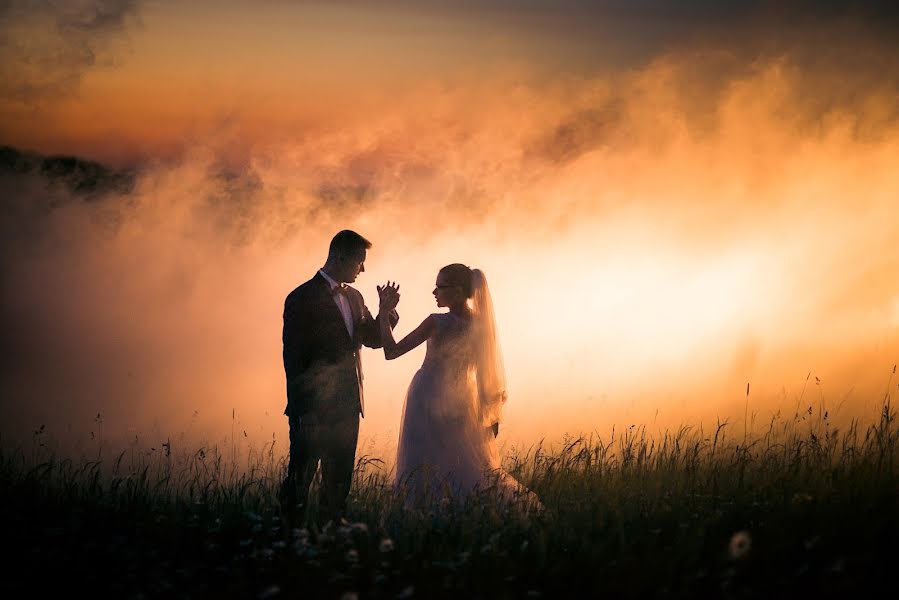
[282,272,397,423]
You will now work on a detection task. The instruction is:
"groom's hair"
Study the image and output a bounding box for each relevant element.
[328,230,372,259]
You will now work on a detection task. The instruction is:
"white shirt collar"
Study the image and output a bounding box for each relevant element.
[319,269,342,290]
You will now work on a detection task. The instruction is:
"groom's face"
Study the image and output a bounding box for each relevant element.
[339,249,367,283]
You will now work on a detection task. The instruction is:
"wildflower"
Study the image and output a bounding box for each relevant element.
[379,538,394,553]
[728,530,752,560]
[351,522,369,534]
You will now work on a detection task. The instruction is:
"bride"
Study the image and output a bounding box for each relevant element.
[377,264,540,509]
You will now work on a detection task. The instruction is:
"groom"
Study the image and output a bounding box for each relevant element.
[280,230,398,521]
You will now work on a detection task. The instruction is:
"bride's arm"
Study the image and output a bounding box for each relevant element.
[378,282,434,359]
[380,314,434,360]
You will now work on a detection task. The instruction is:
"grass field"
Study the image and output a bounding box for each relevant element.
[3,395,897,599]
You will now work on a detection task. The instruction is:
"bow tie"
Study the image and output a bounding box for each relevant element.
[331,284,348,296]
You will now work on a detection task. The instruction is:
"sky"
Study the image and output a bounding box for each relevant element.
[1,0,898,465]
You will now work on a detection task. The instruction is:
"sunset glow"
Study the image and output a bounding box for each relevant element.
[1,1,898,464]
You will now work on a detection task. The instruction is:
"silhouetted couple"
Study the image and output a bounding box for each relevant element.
[279,230,539,523]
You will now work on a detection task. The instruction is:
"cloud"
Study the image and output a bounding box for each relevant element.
[356,0,899,50]
[1,4,898,456]
[0,0,140,104]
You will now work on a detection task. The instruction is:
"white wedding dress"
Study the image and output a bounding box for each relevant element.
[394,311,540,509]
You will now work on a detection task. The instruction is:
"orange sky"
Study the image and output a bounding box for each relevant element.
[1,1,898,464]
[2,1,606,164]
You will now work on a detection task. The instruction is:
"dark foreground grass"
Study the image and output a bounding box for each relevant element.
[3,400,898,599]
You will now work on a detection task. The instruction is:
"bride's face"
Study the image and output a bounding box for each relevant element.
[433,273,464,308]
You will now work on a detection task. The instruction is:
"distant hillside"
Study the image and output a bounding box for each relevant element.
[0,146,135,196]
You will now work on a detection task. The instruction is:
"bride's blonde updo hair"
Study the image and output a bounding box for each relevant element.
[438,263,474,298]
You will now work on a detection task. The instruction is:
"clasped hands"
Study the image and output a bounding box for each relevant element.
[377,281,400,311]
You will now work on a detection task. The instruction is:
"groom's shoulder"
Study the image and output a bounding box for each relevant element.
[285,274,322,303]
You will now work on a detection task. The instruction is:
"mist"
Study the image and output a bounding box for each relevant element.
[2,5,899,467]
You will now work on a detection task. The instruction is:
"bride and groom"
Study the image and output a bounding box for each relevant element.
[280,230,538,521]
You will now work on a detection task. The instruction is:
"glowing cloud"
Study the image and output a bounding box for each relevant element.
[1,1,898,462]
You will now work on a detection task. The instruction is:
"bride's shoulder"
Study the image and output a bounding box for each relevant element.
[428,312,453,328]
[413,313,443,331]
[432,312,471,333]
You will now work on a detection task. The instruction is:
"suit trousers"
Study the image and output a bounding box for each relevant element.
[281,412,360,521]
